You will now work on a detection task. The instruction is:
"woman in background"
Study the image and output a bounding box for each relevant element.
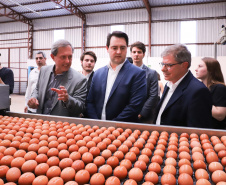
[196,57,226,129]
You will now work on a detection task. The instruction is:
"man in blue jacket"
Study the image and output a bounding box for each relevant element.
[86,31,146,122]
[155,44,212,128]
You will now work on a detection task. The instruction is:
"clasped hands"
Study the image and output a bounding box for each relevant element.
[27,86,68,109]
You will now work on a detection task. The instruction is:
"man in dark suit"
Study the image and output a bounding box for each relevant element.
[154,44,212,128]
[86,31,147,122]
[80,51,97,95]
[28,39,87,117]
[130,41,159,123]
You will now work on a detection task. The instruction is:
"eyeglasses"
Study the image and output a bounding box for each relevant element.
[159,62,182,69]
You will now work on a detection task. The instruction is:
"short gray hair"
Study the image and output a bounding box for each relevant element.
[161,44,191,68]
[51,39,74,56]
[36,51,46,58]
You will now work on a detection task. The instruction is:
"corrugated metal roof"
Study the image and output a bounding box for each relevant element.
[0,0,225,23]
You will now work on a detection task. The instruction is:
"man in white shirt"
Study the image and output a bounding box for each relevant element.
[154,44,212,128]
[24,51,46,113]
[86,31,146,122]
[80,51,97,94]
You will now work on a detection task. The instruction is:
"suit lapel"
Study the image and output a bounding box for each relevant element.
[101,66,109,100]
[164,71,192,111]
[107,61,130,101]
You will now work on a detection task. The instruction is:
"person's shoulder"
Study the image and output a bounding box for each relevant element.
[69,68,86,80]
[211,83,226,91]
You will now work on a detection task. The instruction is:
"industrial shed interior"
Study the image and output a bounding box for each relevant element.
[0,0,225,94]
[1,1,226,185]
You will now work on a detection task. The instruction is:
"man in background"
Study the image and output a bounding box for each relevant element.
[24,51,46,113]
[80,51,97,94]
[86,31,146,122]
[28,39,87,117]
[0,61,14,94]
[130,41,159,123]
[155,44,212,128]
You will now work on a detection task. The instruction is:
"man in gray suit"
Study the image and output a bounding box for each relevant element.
[28,39,87,117]
[131,41,159,123]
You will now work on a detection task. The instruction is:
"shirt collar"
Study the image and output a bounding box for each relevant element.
[167,70,189,91]
[107,60,126,72]
[52,65,67,76]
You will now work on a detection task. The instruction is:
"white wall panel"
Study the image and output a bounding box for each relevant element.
[151,46,168,57]
[151,22,180,44]
[33,31,53,50]
[152,2,226,20]
[86,26,110,47]
[0,33,28,40]
[33,15,82,30]
[86,9,148,25]
[0,49,8,66]
[125,23,149,45]
[0,22,27,33]
[196,45,226,57]
[65,28,82,48]
[197,19,226,43]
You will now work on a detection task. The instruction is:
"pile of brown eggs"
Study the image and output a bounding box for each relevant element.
[0,115,226,185]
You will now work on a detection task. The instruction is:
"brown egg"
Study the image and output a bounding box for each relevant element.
[59,158,73,169]
[46,166,61,179]
[120,159,132,170]
[85,163,98,176]
[130,147,140,155]
[192,147,203,154]
[71,160,85,172]
[161,173,176,185]
[35,163,49,176]
[18,172,35,185]
[89,147,100,157]
[192,152,204,161]
[125,152,137,163]
[114,166,127,179]
[32,175,48,185]
[134,160,147,172]
[179,141,189,148]
[202,143,213,150]
[204,148,215,156]
[123,179,138,185]
[47,156,60,167]
[190,141,201,148]
[21,159,37,173]
[47,177,64,185]
[90,173,105,185]
[47,148,59,157]
[179,164,193,176]
[93,156,105,167]
[209,162,223,173]
[113,151,124,161]
[163,164,176,175]
[58,150,70,160]
[145,171,159,184]
[6,167,21,182]
[101,149,112,160]
[212,170,226,184]
[196,179,211,185]
[179,146,190,153]
[195,169,209,180]
[78,146,89,155]
[0,165,9,178]
[151,155,163,165]
[129,167,143,182]
[11,157,25,168]
[60,167,75,182]
[193,160,206,170]
[75,169,90,184]
[13,149,26,158]
[179,151,191,160]
[166,150,177,159]
[206,152,219,164]
[165,157,177,167]
[215,143,226,153]
[218,150,226,159]
[82,152,93,164]
[107,156,119,168]
[154,149,164,158]
[99,164,112,178]
[138,154,150,164]
[167,145,178,152]
[1,155,14,166]
[105,176,121,185]
[178,173,193,185]
[4,147,17,156]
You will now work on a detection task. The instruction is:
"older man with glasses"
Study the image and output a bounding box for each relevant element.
[154,44,212,128]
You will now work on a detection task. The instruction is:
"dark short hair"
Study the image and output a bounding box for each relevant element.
[80,51,97,62]
[36,51,46,58]
[161,44,191,68]
[130,41,146,54]
[106,31,128,47]
[51,39,74,56]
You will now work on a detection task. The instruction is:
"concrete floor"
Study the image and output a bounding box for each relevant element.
[10,94,25,113]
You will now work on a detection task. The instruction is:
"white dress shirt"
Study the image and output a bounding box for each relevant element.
[156,71,189,125]
[25,68,39,112]
[101,61,125,120]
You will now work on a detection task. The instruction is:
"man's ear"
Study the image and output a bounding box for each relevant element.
[50,54,54,60]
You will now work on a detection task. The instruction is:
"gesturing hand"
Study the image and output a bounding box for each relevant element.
[51,86,69,103]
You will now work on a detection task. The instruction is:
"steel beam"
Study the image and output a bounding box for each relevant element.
[28,24,33,59]
[50,0,86,21]
[142,0,152,57]
[0,3,32,25]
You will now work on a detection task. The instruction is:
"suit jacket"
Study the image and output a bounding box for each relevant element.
[154,71,212,128]
[86,60,147,122]
[32,65,87,117]
[140,65,159,122]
